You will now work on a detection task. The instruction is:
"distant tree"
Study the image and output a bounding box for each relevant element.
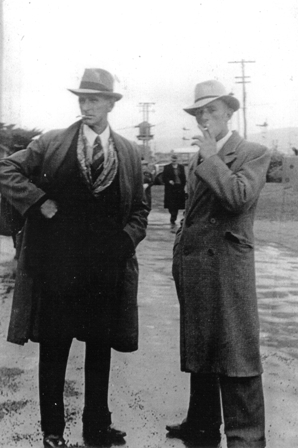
[0,122,42,156]
[266,149,283,183]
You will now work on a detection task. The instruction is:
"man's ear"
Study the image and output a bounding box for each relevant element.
[108,99,116,112]
[226,108,234,120]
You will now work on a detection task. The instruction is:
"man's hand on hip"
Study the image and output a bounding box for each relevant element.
[40,199,58,219]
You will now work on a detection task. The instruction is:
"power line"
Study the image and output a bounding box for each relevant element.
[229,59,255,139]
[138,102,155,122]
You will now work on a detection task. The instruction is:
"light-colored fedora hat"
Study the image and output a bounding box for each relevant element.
[184,80,240,116]
[68,68,122,101]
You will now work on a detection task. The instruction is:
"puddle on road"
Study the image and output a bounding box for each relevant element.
[256,244,298,360]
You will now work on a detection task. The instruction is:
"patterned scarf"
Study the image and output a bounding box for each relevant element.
[76,125,118,196]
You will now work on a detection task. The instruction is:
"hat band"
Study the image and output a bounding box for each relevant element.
[79,81,112,92]
[194,94,219,103]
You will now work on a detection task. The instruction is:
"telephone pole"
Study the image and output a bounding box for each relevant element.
[229,59,255,139]
[136,102,155,160]
[138,102,155,122]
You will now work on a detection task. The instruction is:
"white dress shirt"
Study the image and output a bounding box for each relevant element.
[83,124,110,163]
[216,130,232,152]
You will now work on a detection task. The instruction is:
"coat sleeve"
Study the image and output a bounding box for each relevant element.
[162,165,172,184]
[180,164,186,187]
[0,137,48,216]
[195,144,271,213]
[122,144,149,249]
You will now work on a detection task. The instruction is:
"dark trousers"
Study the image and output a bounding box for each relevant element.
[168,206,179,224]
[39,338,111,436]
[187,373,266,448]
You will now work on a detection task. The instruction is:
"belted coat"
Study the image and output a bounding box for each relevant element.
[172,131,270,376]
[0,120,149,349]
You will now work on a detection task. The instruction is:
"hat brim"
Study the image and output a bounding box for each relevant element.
[184,95,240,116]
[68,89,122,101]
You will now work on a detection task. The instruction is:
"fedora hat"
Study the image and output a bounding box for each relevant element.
[68,68,122,101]
[184,80,240,116]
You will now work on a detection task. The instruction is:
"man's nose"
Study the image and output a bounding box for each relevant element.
[81,99,91,110]
[200,109,209,120]
[196,109,209,122]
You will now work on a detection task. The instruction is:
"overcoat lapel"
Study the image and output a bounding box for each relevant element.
[111,130,131,219]
[41,125,134,224]
[217,131,243,166]
[186,131,243,219]
[44,121,81,183]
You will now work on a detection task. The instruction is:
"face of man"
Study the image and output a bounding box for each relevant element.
[195,99,233,141]
[78,95,115,134]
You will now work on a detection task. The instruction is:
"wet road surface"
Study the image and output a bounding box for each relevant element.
[0,209,298,447]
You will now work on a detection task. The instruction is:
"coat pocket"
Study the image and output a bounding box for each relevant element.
[224,231,253,248]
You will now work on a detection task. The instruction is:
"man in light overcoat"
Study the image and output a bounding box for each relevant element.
[166,80,270,448]
[0,68,149,448]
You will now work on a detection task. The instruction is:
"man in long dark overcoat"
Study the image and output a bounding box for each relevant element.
[166,80,271,448]
[162,154,186,232]
[0,68,148,448]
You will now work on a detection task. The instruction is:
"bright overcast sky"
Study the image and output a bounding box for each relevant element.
[2,0,298,150]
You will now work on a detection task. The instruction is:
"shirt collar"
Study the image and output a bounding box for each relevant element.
[216,130,232,152]
[83,124,110,149]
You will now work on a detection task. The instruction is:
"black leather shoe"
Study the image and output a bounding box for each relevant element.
[43,435,67,448]
[83,424,126,446]
[166,420,221,447]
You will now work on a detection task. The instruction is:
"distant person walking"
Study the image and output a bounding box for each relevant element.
[141,159,154,210]
[162,154,186,232]
[166,80,271,448]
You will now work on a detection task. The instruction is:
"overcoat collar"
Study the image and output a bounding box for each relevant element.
[46,121,126,180]
[43,121,132,224]
[186,131,243,220]
[217,130,243,166]
[47,120,82,179]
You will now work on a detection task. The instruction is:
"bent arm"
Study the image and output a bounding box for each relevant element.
[195,146,270,213]
[0,138,47,216]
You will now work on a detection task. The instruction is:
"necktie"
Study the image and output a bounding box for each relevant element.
[91,136,104,180]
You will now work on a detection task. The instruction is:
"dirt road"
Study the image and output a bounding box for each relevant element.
[0,201,298,447]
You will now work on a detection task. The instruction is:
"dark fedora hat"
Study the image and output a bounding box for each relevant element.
[68,68,122,101]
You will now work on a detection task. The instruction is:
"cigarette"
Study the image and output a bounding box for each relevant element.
[76,115,89,118]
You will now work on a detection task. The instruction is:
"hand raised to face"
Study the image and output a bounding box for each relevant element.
[191,124,217,161]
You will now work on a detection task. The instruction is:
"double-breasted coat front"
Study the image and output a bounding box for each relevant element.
[173,131,270,376]
[0,121,148,350]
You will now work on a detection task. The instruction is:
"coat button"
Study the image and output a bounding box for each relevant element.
[184,245,192,255]
[207,248,215,256]
[185,218,194,227]
[210,217,216,224]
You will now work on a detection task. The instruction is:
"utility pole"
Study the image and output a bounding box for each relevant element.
[138,102,155,122]
[229,59,255,139]
[136,102,155,160]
